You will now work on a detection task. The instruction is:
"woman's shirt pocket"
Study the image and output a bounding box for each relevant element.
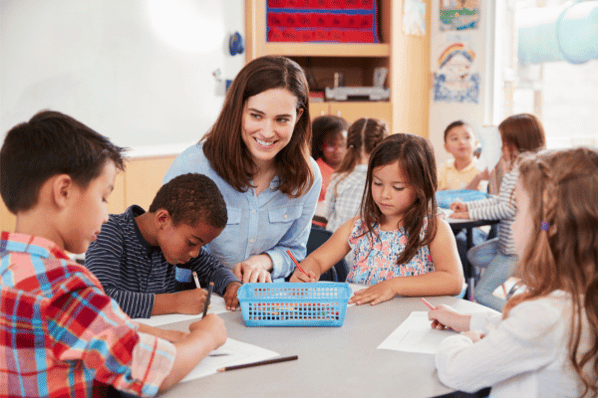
[265,205,304,245]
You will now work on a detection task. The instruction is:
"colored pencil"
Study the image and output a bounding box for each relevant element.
[286,249,309,277]
[420,298,436,310]
[217,355,298,372]
[192,271,202,289]
[203,281,214,319]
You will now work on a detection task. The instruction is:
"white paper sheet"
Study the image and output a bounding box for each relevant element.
[346,283,368,307]
[377,311,456,354]
[181,338,279,382]
[476,126,502,172]
[134,295,230,327]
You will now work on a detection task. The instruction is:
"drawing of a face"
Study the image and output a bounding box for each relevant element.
[443,53,471,82]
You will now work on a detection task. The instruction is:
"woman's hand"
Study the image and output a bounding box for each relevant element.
[449,199,468,213]
[348,280,397,306]
[223,281,241,310]
[233,256,272,283]
[427,304,471,332]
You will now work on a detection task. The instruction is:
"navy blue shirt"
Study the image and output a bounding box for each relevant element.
[85,205,240,318]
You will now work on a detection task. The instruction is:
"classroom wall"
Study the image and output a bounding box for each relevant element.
[428,0,500,166]
[0,0,245,150]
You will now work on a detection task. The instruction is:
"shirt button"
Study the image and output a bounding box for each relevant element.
[283,214,288,219]
[252,209,256,214]
[249,238,254,244]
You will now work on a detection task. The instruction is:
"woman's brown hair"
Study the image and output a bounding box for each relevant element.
[332,118,388,198]
[360,133,438,265]
[504,147,598,397]
[499,113,546,165]
[201,56,313,198]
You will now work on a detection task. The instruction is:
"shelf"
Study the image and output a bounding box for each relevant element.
[263,42,390,57]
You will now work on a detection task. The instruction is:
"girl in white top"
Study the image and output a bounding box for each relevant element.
[429,147,598,397]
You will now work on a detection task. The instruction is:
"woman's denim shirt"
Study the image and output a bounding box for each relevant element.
[163,143,322,280]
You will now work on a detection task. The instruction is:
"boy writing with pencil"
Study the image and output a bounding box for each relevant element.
[86,173,242,319]
[0,110,226,397]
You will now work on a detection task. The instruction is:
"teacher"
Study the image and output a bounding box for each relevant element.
[164,56,321,283]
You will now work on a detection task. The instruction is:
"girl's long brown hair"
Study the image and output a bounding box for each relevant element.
[504,147,598,397]
[360,133,438,265]
[332,118,388,198]
[202,56,313,198]
[499,113,546,167]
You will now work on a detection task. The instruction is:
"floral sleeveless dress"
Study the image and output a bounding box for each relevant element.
[346,218,434,285]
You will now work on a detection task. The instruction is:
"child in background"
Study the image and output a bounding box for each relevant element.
[437,120,489,191]
[86,173,242,319]
[325,118,389,233]
[291,133,464,305]
[430,147,598,397]
[450,113,546,311]
[0,111,226,397]
[311,115,349,203]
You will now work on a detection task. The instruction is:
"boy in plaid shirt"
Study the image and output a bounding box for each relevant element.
[0,111,226,397]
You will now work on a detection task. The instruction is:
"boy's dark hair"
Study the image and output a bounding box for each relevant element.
[0,110,125,214]
[149,173,227,229]
[443,120,468,142]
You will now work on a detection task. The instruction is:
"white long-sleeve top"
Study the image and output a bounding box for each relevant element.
[436,291,593,397]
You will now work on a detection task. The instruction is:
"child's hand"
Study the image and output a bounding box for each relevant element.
[173,289,207,315]
[233,261,272,283]
[289,267,318,283]
[449,200,468,213]
[449,211,470,219]
[188,314,227,350]
[478,168,491,181]
[461,330,485,343]
[223,282,241,311]
[427,304,471,332]
[348,280,396,306]
[158,329,189,343]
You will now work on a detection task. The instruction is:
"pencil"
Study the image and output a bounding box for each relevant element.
[192,271,202,289]
[420,298,436,310]
[217,355,298,372]
[286,249,309,278]
[203,281,214,319]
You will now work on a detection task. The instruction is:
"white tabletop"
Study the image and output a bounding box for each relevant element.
[157,294,489,398]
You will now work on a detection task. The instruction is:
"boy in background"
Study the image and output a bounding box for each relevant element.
[437,120,489,191]
[85,173,242,319]
[0,110,226,397]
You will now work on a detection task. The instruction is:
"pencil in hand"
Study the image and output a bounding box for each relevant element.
[192,271,202,289]
[202,281,214,319]
[286,250,309,278]
[421,298,437,311]
[217,355,298,372]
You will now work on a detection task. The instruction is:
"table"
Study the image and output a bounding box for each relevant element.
[158,295,490,398]
[447,218,500,301]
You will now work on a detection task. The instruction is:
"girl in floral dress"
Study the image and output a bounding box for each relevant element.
[291,133,464,306]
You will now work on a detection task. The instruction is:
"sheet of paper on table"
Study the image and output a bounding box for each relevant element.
[377,311,456,354]
[182,338,279,382]
[134,295,229,327]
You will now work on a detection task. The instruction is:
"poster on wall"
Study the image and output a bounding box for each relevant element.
[402,0,426,36]
[432,42,480,103]
[439,0,480,31]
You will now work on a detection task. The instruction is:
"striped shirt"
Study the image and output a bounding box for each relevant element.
[324,164,368,233]
[0,231,175,398]
[85,205,240,319]
[467,167,519,255]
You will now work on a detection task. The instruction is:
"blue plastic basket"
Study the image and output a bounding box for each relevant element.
[237,282,351,327]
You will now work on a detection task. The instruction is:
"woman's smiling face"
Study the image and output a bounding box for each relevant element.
[241,87,303,169]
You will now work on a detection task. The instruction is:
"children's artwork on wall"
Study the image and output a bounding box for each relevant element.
[402,0,426,36]
[439,0,480,31]
[433,42,480,103]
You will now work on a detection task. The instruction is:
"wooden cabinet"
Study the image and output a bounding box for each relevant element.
[245,0,431,138]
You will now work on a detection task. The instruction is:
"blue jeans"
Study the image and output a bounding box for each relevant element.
[467,238,518,311]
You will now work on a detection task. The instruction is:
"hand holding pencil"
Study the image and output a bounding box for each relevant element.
[286,250,317,283]
[425,303,472,333]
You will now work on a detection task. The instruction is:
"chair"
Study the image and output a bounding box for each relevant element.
[306,225,348,282]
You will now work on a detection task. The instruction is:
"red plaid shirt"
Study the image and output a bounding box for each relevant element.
[0,232,175,398]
